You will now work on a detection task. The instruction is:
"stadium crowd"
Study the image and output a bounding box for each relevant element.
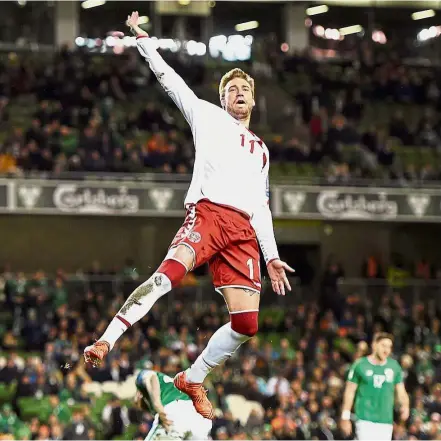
[1,260,441,440]
[0,43,440,183]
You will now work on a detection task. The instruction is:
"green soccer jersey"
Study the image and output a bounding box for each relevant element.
[136,370,191,414]
[347,356,403,424]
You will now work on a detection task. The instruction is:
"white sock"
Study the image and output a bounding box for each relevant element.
[186,323,250,383]
[99,272,172,350]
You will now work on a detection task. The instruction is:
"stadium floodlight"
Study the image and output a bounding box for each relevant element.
[138,16,149,25]
[306,5,329,16]
[411,9,435,21]
[339,24,363,36]
[81,0,106,9]
[235,21,259,32]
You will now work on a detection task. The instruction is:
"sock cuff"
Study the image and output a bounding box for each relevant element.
[157,258,188,288]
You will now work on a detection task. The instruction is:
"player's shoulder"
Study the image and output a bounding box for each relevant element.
[351,356,368,369]
[388,357,403,370]
[137,369,156,382]
[199,99,223,115]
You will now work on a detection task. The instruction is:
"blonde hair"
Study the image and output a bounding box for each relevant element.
[219,68,255,100]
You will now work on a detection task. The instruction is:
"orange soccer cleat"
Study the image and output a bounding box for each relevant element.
[83,341,110,367]
[174,371,215,420]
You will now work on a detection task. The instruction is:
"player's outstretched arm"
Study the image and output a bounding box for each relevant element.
[126,11,199,127]
[395,383,410,421]
[340,380,357,436]
[142,372,172,431]
[252,168,294,295]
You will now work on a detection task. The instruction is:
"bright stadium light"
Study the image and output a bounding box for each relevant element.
[339,24,363,36]
[138,16,149,25]
[81,0,106,9]
[234,21,259,32]
[411,9,435,20]
[306,5,329,16]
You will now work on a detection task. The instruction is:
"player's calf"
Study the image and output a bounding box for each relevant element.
[84,256,189,363]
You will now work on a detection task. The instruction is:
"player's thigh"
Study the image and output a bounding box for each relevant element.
[167,202,227,270]
[210,238,261,312]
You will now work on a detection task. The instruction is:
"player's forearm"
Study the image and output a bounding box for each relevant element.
[253,204,279,264]
[136,37,199,123]
[341,383,357,417]
[144,376,165,414]
[397,390,410,408]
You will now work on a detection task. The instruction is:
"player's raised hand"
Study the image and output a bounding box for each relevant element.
[108,11,148,39]
[126,11,149,37]
[267,259,295,296]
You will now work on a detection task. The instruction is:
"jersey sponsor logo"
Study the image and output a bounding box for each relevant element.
[18,185,42,209]
[283,191,306,214]
[366,370,373,376]
[317,191,398,220]
[188,231,201,243]
[407,194,430,217]
[384,368,394,382]
[149,188,174,212]
[53,185,139,214]
[373,374,386,388]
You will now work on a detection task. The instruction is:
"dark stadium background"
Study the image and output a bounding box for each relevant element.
[1,0,441,439]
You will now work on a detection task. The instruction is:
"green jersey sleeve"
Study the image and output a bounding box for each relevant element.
[394,362,404,384]
[347,360,361,384]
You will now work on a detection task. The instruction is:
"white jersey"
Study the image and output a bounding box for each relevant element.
[137,37,279,263]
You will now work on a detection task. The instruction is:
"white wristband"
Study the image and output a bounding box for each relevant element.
[341,410,351,421]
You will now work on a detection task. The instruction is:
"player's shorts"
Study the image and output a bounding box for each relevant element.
[146,400,212,440]
[355,420,393,440]
[168,199,261,294]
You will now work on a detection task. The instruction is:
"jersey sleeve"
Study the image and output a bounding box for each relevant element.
[347,361,361,384]
[251,161,279,265]
[136,36,200,128]
[394,363,404,384]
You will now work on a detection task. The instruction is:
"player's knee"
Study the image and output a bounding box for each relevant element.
[230,311,259,337]
[157,257,188,288]
[167,244,195,270]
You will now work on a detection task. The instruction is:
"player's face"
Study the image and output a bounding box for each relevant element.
[223,77,254,120]
[373,338,393,361]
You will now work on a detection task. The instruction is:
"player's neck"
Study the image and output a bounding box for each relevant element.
[368,354,387,365]
[237,116,251,129]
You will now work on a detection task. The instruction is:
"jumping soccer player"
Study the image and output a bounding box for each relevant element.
[135,369,212,440]
[340,333,409,440]
[84,11,294,420]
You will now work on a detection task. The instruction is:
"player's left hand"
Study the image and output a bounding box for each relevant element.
[267,259,295,296]
[400,406,410,421]
[158,410,172,432]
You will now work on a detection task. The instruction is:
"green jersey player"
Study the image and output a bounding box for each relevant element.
[340,333,410,440]
[135,370,212,440]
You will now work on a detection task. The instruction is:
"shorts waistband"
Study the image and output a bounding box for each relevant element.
[186,199,250,220]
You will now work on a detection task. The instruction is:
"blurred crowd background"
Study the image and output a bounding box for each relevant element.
[2,0,441,440]
[2,262,441,440]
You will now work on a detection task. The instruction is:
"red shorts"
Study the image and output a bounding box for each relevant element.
[169,200,261,293]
